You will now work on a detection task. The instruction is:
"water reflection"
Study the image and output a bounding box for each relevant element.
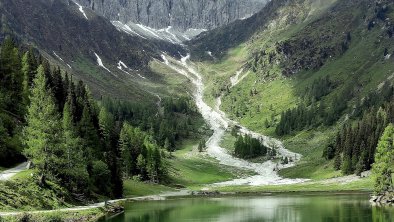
[100,194,394,222]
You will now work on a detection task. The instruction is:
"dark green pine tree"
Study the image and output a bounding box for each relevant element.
[67,80,78,123]
[0,118,10,163]
[21,51,37,108]
[99,107,123,198]
[0,37,24,115]
[334,151,342,171]
[78,104,101,159]
[52,67,66,112]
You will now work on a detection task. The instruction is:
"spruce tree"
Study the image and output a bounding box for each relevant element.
[99,107,123,198]
[0,37,23,115]
[0,119,9,161]
[21,52,32,107]
[119,122,133,178]
[78,104,101,159]
[52,67,65,112]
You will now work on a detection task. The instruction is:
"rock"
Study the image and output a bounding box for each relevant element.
[370,195,378,202]
[360,171,371,178]
[75,0,268,31]
[105,203,124,214]
[196,190,221,196]
[370,192,394,205]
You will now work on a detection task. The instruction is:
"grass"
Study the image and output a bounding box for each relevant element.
[219,132,237,154]
[123,180,175,197]
[0,178,71,211]
[1,208,105,222]
[167,139,255,189]
[279,159,341,180]
[190,0,394,184]
[11,169,34,181]
[217,177,373,193]
[149,59,192,98]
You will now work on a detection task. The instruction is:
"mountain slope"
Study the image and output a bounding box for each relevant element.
[188,0,394,179]
[0,0,186,102]
[188,0,341,60]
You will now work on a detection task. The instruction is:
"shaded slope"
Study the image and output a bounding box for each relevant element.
[0,0,185,101]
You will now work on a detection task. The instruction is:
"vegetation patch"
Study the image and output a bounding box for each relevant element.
[1,208,104,222]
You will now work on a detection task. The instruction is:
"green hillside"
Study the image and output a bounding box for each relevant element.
[189,0,394,179]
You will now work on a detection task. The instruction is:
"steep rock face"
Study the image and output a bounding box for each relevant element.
[76,0,269,31]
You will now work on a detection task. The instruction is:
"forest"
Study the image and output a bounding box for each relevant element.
[275,77,350,136]
[325,84,394,175]
[234,134,273,159]
[274,75,394,176]
[0,37,200,199]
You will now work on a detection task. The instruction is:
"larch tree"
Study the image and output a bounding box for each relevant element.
[62,99,89,191]
[23,65,63,184]
[372,124,394,194]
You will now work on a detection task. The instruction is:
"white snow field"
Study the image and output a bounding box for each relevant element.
[112,21,206,44]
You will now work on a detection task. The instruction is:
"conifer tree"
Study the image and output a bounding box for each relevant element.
[137,153,146,178]
[78,104,101,159]
[0,37,23,114]
[372,124,394,194]
[21,52,32,107]
[0,119,9,161]
[119,122,133,178]
[52,67,65,111]
[61,100,88,191]
[23,65,63,184]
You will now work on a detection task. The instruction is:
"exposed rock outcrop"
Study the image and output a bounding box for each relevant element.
[75,0,269,31]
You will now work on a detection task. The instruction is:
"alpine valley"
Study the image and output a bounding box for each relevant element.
[0,0,393,221]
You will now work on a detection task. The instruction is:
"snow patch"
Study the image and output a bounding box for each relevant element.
[136,73,146,79]
[53,51,64,62]
[111,21,205,44]
[73,1,88,20]
[165,26,182,43]
[112,21,147,39]
[117,61,131,75]
[137,24,163,39]
[53,51,72,69]
[94,52,111,73]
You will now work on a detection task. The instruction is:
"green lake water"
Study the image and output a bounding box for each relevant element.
[100,194,394,222]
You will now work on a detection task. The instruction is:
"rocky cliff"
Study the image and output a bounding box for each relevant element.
[75,0,269,31]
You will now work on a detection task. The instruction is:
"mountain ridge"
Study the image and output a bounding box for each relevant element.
[75,0,269,32]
